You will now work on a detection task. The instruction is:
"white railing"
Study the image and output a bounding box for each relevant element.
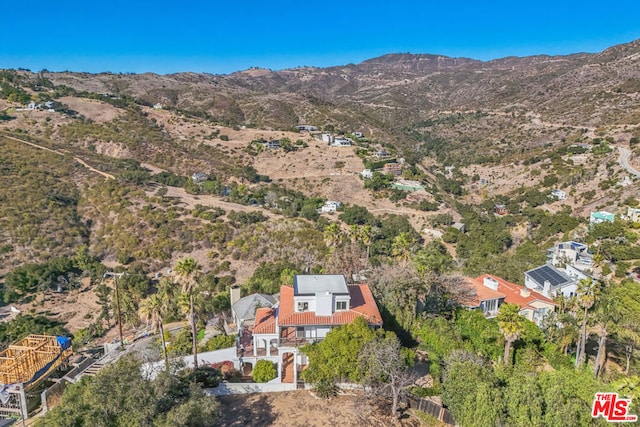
[206,382,297,395]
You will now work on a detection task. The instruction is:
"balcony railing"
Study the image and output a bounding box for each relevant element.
[279,337,318,347]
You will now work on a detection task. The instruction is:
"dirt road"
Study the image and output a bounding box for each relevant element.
[2,134,115,180]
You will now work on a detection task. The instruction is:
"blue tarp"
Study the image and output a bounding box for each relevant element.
[56,336,71,351]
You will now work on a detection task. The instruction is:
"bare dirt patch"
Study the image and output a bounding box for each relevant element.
[215,391,421,427]
[59,96,121,123]
[14,279,101,334]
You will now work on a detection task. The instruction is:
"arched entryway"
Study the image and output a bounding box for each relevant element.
[280,352,295,383]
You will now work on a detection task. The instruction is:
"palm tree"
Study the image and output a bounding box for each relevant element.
[556,313,580,355]
[359,225,374,270]
[139,294,169,369]
[592,287,623,378]
[497,303,526,366]
[173,257,202,368]
[575,278,600,368]
[391,232,417,266]
[323,223,344,249]
[347,225,360,243]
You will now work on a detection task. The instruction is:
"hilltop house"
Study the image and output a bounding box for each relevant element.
[353,132,364,138]
[548,241,592,267]
[550,189,567,200]
[262,140,280,149]
[374,149,391,159]
[332,136,352,147]
[382,162,402,177]
[494,204,509,215]
[321,133,333,144]
[241,275,383,384]
[318,201,341,213]
[464,275,556,326]
[626,207,640,222]
[296,125,318,132]
[191,172,208,184]
[524,263,591,298]
[361,169,373,179]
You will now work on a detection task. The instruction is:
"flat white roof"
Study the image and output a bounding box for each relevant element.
[294,274,349,295]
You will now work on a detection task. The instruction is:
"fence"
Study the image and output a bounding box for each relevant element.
[407,396,456,426]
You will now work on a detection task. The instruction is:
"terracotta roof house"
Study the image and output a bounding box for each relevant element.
[465,274,556,325]
[382,162,402,176]
[494,204,509,215]
[244,274,382,384]
[463,276,506,318]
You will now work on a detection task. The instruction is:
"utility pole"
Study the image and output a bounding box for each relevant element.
[103,272,125,345]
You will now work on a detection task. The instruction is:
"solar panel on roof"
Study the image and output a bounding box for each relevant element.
[528,265,568,287]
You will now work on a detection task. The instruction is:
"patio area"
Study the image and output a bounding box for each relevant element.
[237,327,271,357]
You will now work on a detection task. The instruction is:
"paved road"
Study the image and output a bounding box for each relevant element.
[618,146,640,178]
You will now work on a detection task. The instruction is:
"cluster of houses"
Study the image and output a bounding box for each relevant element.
[16,101,55,112]
[213,240,597,384]
[463,240,595,325]
[589,208,640,224]
[360,153,429,193]
[224,272,561,386]
[494,203,636,225]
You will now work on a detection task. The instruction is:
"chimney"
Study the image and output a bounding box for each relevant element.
[543,280,551,296]
[520,287,531,298]
[230,285,241,307]
[483,276,499,291]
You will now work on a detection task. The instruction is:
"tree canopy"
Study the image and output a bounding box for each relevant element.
[36,356,219,427]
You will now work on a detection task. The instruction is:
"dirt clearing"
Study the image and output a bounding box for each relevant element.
[215,391,422,427]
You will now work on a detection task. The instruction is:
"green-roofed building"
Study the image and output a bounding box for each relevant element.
[391,180,425,191]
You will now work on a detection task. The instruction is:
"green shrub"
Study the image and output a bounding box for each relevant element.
[167,328,193,356]
[411,384,441,397]
[183,366,223,388]
[201,334,236,352]
[314,379,338,399]
[252,360,277,383]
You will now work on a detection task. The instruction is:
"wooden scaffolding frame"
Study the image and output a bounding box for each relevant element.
[0,335,72,390]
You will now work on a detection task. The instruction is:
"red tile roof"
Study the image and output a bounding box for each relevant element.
[253,307,276,334]
[463,277,506,307]
[276,284,383,327]
[469,274,556,311]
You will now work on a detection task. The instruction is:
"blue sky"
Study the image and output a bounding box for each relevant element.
[2,1,639,74]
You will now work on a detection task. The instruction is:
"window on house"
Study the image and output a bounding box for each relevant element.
[296,327,305,338]
[484,299,498,313]
[336,301,347,311]
[297,302,309,312]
